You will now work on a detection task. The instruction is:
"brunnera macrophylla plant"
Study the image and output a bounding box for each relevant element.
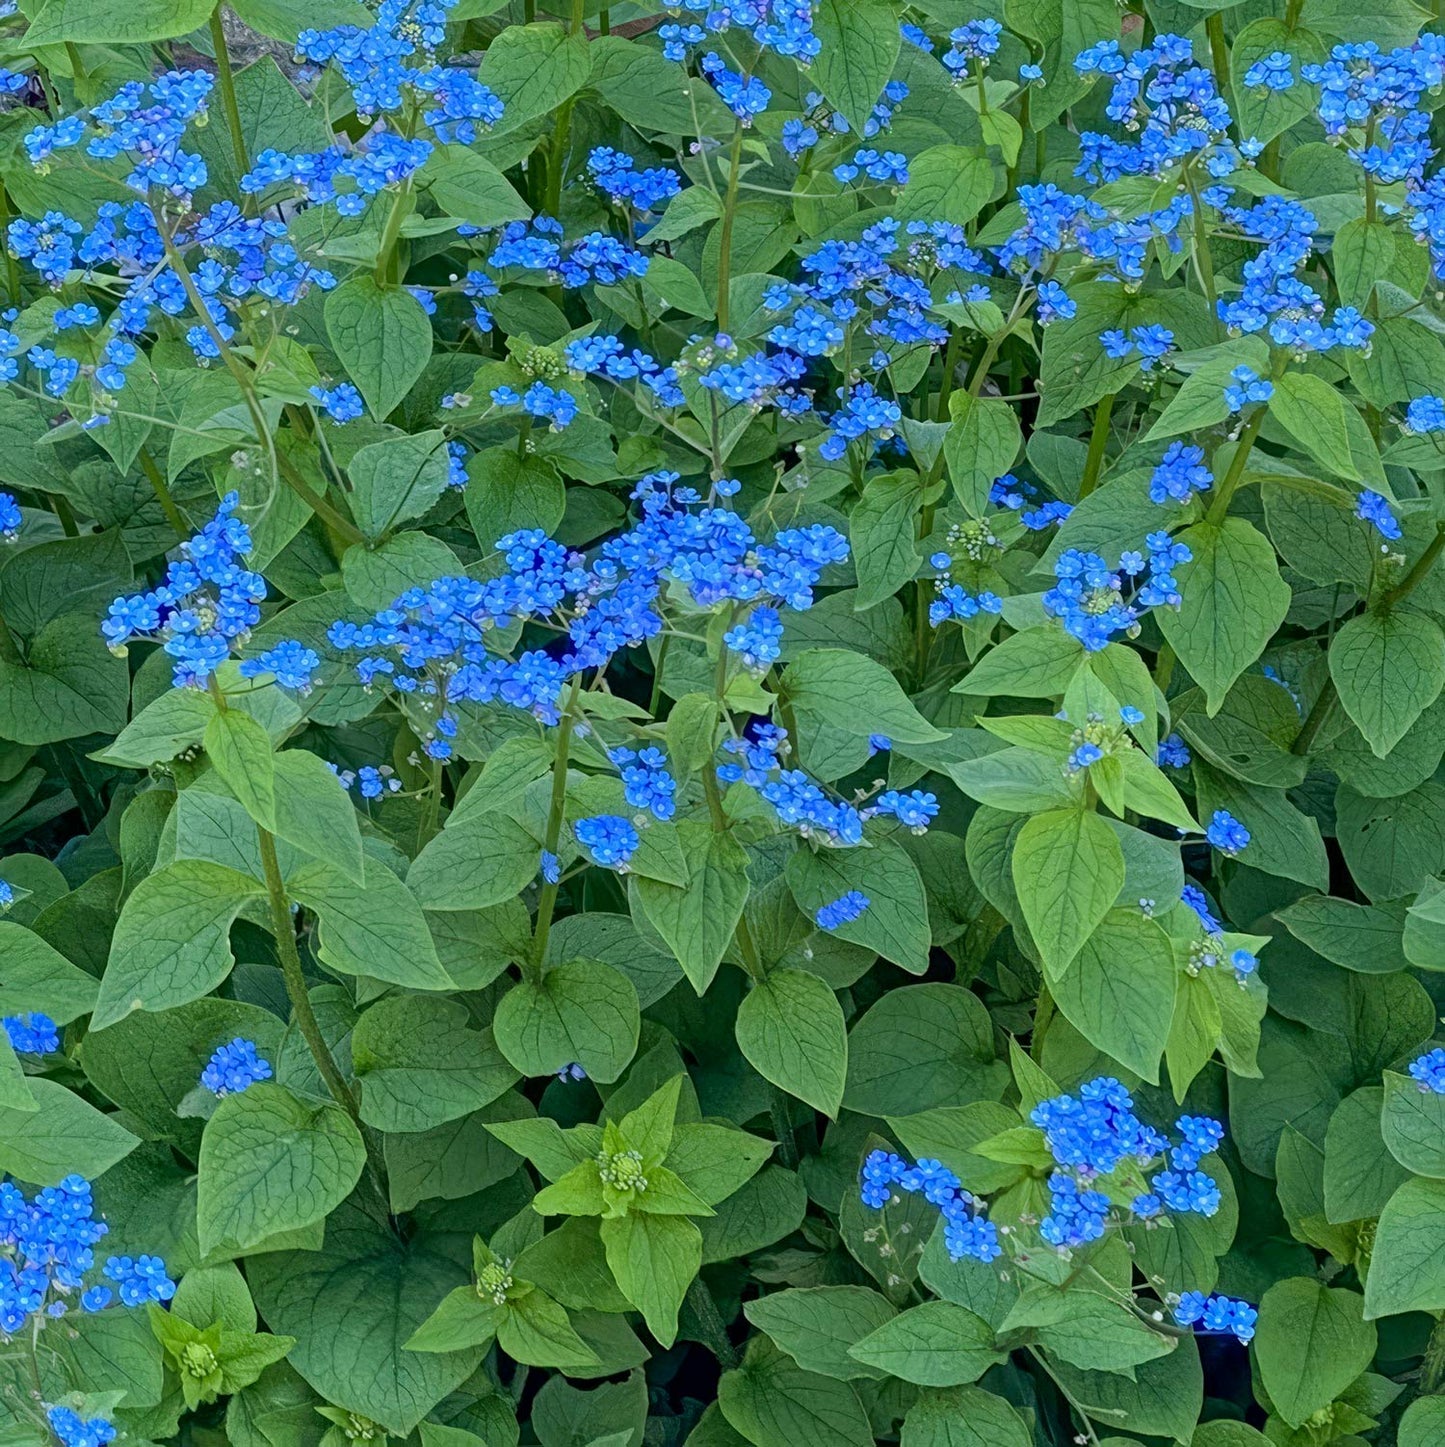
[3,3,1445,1447]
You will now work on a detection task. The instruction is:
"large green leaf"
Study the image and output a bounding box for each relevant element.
[1157,519,1293,714]
[719,1338,873,1447]
[197,1083,365,1254]
[735,968,847,1118]
[0,1077,137,1185]
[811,0,902,134]
[93,862,264,1029]
[493,958,640,1084]
[1329,609,1445,757]
[1364,1176,1445,1318]
[1011,808,1123,975]
[353,995,518,1132]
[325,277,433,420]
[1254,1278,1376,1427]
[249,1202,485,1434]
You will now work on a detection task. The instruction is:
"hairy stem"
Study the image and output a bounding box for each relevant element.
[137,444,190,538]
[209,5,250,178]
[714,122,745,336]
[531,678,582,973]
[1078,392,1115,499]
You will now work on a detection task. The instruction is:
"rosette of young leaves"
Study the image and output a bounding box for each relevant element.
[489,1076,771,1344]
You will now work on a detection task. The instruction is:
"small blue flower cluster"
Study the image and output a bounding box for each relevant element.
[562,334,685,409]
[1043,537,1191,651]
[201,1038,273,1096]
[661,0,819,66]
[587,147,682,218]
[310,383,364,423]
[815,891,869,930]
[700,53,772,124]
[859,1151,1002,1264]
[47,1407,117,1447]
[1404,394,1445,434]
[1408,1047,1445,1093]
[327,474,847,759]
[1075,35,1242,185]
[1173,1290,1258,1344]
[943,18,1002,78]
[1149,442,1212,505]
[335,764,402,799]
[241,0,504,215]
[610,746,678,821]
[1157,733,1191,769]
[1217,195,1372,355]
[486,217,649,290]
[1205,809,1250,856]
[1356,489,1403,542]
[489,381,579,432]
[1298,38,1445,183]
[575,815,640,871]
[1224,366,1273,413]
[0,1175,174,1335]
[103,494,314,690]
[1030,1079,1223,1248]
[1101,324,1175,370]
[3,1012,58,1054]
[1181,884,1259,980]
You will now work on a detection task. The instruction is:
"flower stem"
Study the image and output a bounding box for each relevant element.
[1078,392,1115,498]
[684,1277,739,1368]
[1205,406,1267,525]
[138,444,190,538]
[256,824,388,1192]
[209,5,250,179]
[714,122,745,336]
[531,678,582,974]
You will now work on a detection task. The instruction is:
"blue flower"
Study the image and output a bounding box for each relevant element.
[1409,1046,1445,1093]
[873,789,938,832]
[1157,733,1191,768]
[859,1149,1000,1262]
[1149,441,1212,505]
[102,1253,176,1308]
[310,382,364,422]
[610,745,677,821]
[575,815,640,871]
[1224,365,1273,412]
[47,1407,116,1447]
[1174,1291,1257,1343]
[1356,489,1403,541]
[238,640,319,692]
[1405,394,1445,433]
[103,493,270,688]
[201,1038,273,1096]
[3,1013,58,1054]
[1244,51,1295,91]
[816,890,869,929]
[540,851,561,885]
[1206,809,1250,855]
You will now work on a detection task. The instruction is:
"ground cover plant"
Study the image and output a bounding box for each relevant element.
[2,0,1445,1445]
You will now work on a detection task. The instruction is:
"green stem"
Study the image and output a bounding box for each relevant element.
[1364,117,1378,224]
[768,1090,799,1168]
[684,1277,739,1368]
[1422,1312,1445,1393]
[0,185,21,306]
[209,5,250,178]
[1078,392,1115,499]
[1205,13,1229,101]
[373,185,412,287]
[1383,520,1445,608]
[257,825,387,1192]
[1205,406,1267,525]
[714,122,745,336]
[531,679,582,973]
[50,496,77,537]
[1291,679,1336,756]
[1183,165,1219,333]
[934,328,963,422]
[138,444,190,538]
